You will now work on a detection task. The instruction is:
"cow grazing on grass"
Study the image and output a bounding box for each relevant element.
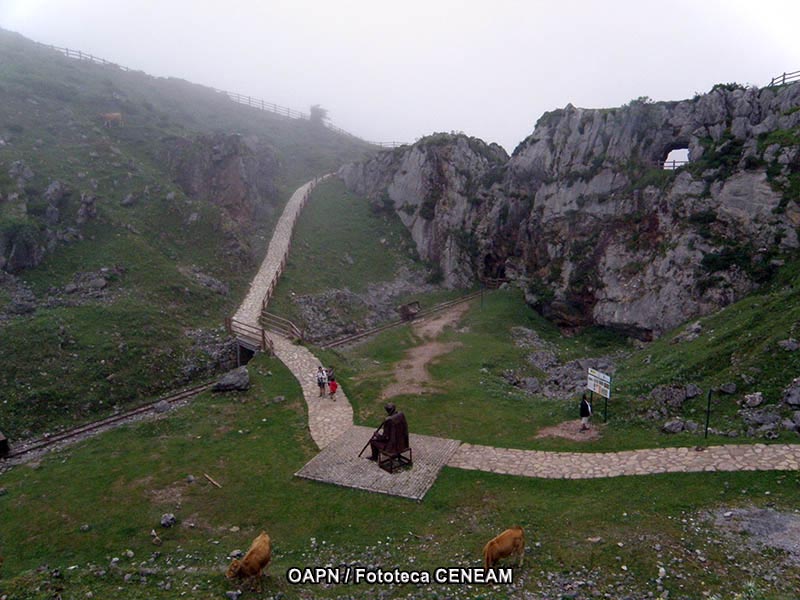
[100,112,124,127]
[483,526,525,569]
[226,531,272,591]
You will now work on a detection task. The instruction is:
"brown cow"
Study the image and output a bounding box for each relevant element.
[226,531,272,591]
[100,112,124,127]
[483,526,524,569]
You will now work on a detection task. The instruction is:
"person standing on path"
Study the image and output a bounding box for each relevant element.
[327,367,336,398]
[316,366,328,397]
[580,392,593,431]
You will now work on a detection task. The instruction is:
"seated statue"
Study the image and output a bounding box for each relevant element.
[369,403,409,461]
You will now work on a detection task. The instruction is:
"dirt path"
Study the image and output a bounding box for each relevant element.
[380,303,470,400]
[536,420,603,442]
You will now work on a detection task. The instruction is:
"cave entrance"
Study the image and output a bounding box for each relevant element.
[663,148,689,170]
[237,344,255,366]
[482,253,507,283]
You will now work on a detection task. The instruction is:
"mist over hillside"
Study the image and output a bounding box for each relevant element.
[0,28,375,437]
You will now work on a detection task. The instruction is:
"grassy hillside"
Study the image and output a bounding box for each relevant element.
[267,178,460,333]
[0,28,375,437]
[1,353,797,599]
[324,274,800,450]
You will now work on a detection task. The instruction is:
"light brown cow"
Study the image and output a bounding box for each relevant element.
[100,112,124,127]
[483,526,525,569]
[226,531,272,591]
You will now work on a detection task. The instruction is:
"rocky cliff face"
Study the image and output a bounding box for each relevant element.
[340,134,507,286]
[339,84,800,338]
[160,133,280,228]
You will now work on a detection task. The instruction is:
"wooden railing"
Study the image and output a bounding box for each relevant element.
[768,70,800,87]
[480,277,510,289]
[319,289,485,349]
[261,311,304,341]
[662,159,690,170]
[36,42,408,148]
[225,317,273,354]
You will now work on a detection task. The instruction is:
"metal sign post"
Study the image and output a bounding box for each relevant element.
[586,368,612,423]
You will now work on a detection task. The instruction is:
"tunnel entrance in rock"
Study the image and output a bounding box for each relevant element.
[662,146,690,170]
[482,253,506,280]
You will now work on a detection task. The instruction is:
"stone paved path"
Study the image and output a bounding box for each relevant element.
[447,442,800,478]
[231,175,354,449]
[233,176,328,325]
[272,335,353,449]
[237,178,800,483]
[295,425,461,500]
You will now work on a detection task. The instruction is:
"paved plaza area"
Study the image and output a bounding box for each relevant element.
[294,425,462,500]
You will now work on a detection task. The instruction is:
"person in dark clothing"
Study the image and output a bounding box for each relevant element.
[580,392,593,431]
[368,403,409,461]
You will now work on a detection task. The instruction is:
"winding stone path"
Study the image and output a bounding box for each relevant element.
[271,335,353,449]
[447,442,800,479]
[236,177,800,490]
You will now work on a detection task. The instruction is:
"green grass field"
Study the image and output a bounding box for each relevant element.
[1,351,798,599]
[0,28,373,438]
[267,178,451,330]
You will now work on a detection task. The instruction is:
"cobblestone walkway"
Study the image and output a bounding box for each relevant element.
[233,176,327,325]
[238,179,800,482]
[447,442,800,478]
[232,175,354,449]
[295,426,461,500]
[272,335,353,449]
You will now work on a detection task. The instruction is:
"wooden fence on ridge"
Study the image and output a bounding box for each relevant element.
[768,70,800,87]
[36,42,407,148]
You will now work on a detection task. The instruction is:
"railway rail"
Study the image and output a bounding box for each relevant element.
[1,382,214,462]
[319,289,485,349]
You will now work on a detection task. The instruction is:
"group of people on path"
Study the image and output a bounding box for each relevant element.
[315,365,338,400]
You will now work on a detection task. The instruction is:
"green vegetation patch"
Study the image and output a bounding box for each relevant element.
[2,354,799,599]
[268,179,421,321]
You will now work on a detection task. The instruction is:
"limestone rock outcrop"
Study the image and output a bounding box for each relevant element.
[340,133,508,287]
[160,133,280,228]
[340,83,800,338]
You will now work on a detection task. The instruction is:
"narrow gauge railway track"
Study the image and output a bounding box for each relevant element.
[320,289,485,349]
[2,382,214,462]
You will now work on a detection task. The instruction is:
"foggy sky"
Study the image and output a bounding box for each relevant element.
[2,0,799,151]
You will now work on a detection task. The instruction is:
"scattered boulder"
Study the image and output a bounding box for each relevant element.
[225,591,242,600]
[528,350,558,371]
[179,267,229,296]
[120,193,136,207]
[44,204,60,226]
[743,392,764,408]
[685,384,703,399]
[778,338,800,351]
[740,408,781,427]
[520,377,542,394]
[718,382,737,395]
[43,180,69,205]
[662,419,685,434]
[213,366,250,392]
[649,385,687,410]
[153,400,170,414]
[77,192,97,224]
[783,378,800,408]
[271,395,286,404]
[684,420,700,433]
[671,321,702,344]
[160,513,177,528]
[87,278,107,290]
